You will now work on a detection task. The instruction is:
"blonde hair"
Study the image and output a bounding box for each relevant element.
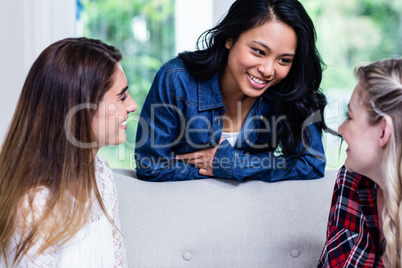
[355,58,402,267]
[0,38,122,265]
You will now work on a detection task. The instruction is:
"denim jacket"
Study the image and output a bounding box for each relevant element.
[135,57,326,182]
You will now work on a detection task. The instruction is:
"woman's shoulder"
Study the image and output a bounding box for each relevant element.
[18,187,51,225]
[156,57,187,77]
[95,154,111,170]
[165,56,185,69]
[22,187,50,208]
[94,154,113,184]
[93,154,119,217]
[335,165,363,191]
[94,154,115,193]
[152,57,203,102]
[159,57,207,82]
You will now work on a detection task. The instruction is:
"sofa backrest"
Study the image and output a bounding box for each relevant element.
[114,169,337,268]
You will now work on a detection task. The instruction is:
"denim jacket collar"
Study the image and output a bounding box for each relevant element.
[198,73,225,111]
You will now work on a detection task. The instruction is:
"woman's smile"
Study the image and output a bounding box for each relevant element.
[247,73,269,89]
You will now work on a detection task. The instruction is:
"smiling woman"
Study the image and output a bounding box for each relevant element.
[0,37,136,267]
[318,58,402,268]
[134,0,331,182]
[92,64,137,149]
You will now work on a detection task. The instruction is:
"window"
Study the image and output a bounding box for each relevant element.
[77,0,175,169]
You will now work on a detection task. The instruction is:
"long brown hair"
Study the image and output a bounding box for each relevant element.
[356,58,402,267]
[0,37,122,265]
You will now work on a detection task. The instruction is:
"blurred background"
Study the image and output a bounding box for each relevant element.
[1,0,401,170]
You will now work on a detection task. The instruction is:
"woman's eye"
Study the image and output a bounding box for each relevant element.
[253,48,265,56]
[345,111,351,120]
[279,58,292,64]
[120,93,128,101]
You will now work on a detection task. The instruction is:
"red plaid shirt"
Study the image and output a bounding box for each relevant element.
[318,166,384,267]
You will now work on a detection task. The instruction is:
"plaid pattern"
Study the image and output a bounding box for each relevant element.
[318,166,384,267]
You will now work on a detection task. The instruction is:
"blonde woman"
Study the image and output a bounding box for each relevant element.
[0,37,137,267]
[318,58,402,267]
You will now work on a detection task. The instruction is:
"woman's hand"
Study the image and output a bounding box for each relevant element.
[176,138,224,176]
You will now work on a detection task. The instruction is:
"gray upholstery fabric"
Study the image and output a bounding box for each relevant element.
[114,168,338,268]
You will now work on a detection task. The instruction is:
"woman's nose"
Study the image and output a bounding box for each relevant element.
[126,93,138,113]
[258,59,274,78]
[338,121,345,135]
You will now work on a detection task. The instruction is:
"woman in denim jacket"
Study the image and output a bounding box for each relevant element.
[135,0,329,182]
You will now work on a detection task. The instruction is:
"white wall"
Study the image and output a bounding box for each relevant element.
[213,0,234,24]
[0,0,76,142]
[0,1,25,142]
[175,0,235,54]
[175,0,213,54]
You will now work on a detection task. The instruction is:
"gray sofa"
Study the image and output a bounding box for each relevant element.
[114,168,338,268]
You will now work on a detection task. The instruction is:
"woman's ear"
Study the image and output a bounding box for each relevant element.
[225,38,233,49]
[379,116,393,148]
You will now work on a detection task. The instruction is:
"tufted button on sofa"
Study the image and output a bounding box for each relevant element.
[114,168,337,268]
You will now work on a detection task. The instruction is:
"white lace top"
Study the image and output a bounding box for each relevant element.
[2,155,127,268]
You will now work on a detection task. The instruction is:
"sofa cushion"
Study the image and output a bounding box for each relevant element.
[114,169,337,268]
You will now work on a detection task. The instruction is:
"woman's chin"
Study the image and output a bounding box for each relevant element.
[117,134,128,145]
[343,160,354,173]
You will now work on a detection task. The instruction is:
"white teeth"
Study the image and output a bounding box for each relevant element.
[248,74,266,85]
[121,120,127,127]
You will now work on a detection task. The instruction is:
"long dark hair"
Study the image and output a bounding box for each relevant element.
[0,37,121,265]
[179,0,330,156]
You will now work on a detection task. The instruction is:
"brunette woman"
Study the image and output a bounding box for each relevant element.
[0,37,137,267]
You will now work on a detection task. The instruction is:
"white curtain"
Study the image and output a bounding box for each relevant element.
[0,0,76,142]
